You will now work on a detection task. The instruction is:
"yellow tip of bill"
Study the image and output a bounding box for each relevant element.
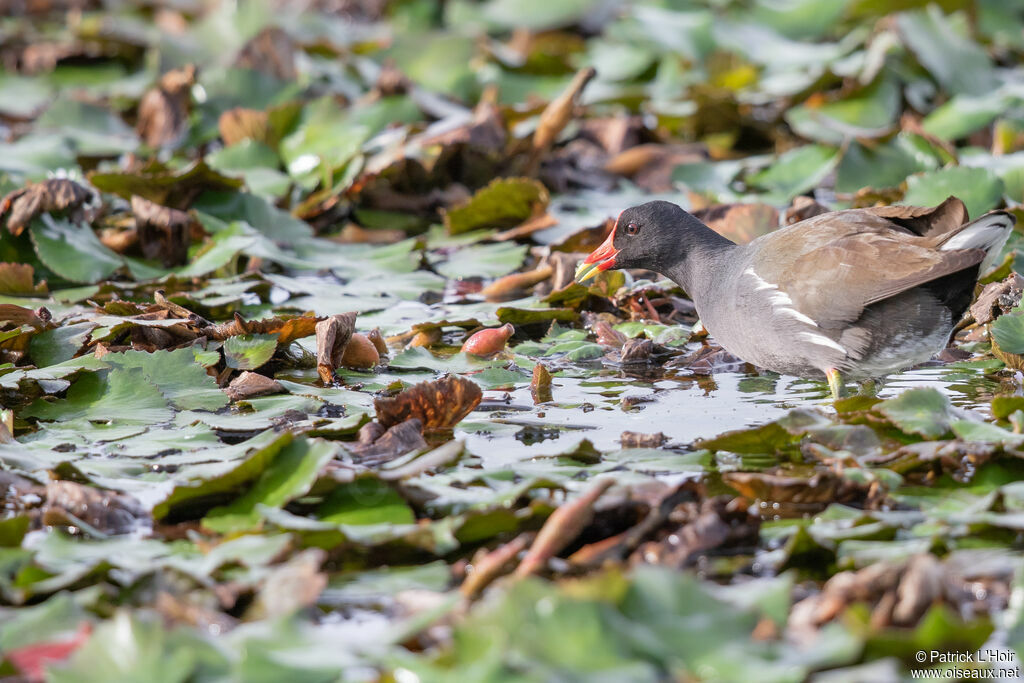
[574,260,601,283]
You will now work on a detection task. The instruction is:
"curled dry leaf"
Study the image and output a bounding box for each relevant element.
[315,312,356,383]
[785,196,831,225]
[0,178,91,236]
[340,333,380,369]
[515,478,614,578]
[131,195,197,267]
[248,548,327,620]
[620,431,665,448]
[532,67,597,157]
[42,480,145,535]
[480,267,553,302]
[137,64,196,148]
[218,107,271,146]
[693,203,779,244]
[593,321,627,347]
[461,533,533,598]
[374,375,482,431]
[225,371,284,401]
[409,327,442,348]
[202,311,320,345]
[0,303,49,329]
[235,26,296,80]
[971,272,1024,325]
[350,418,427,464]
[461,323,514,356]
[629,496,759,569]
[0,263,46,295]
[531,362,552,403]
[618,337,653,364]
[789,554,957,638]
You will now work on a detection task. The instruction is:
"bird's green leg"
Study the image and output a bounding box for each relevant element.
[825,368,845,400]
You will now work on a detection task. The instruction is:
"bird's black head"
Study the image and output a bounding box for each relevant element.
[576,200,708,281]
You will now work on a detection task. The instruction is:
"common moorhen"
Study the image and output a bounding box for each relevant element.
[576,197,1015,397]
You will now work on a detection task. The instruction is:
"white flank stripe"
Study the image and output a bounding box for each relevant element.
[799,332,846,355]
[745,267,820,328]
[776,307,818,326]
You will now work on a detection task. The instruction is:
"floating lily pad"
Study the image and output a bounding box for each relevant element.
[223,333,279,370]
[875,387,952,439]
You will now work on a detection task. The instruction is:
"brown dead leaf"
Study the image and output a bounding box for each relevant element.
[515,478,614,578]
[693,203,779,244]
[972,273,1024,325]
[350,418,427,464]
[531,67,596,159]
[42,480,145,535]
[481,267,553,302]
[366,328,388,358]
[493,213,558,242]
[131,195,197,267]
[137,65,196,148]
[461,533,533,598]
[616,337,653,364]
[419,100,506,151]
[785,196,831,225]
[374,375,482,431]
[218,107,271,146]
[0,263,46,296]
[248,548,327,620]
[620,431,665,448]
[0,303,48,329]
[892,553,943,626]
[629,496,759,569]
[0,178,91,236]
[201,312,320,344]
[225,371,284,401]
[789,554,961,637]
[235,27,296,80]
[315,312,357,383]
[531,362,552,404]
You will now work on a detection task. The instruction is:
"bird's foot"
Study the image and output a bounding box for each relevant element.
[856,378,880,397]
[825,368,845,400]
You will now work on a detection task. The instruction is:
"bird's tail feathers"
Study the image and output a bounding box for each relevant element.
[940,210,1016,272]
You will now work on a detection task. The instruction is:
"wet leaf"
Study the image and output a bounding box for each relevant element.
[898,6,997,96]
[223,333,278,371]
[903,167,1004,219]
[374,376,482,431]
[876,388,952,439]
[747,144,839,201]
[443,179,550,235]
[1,179,91,237]
[204,437,336,533]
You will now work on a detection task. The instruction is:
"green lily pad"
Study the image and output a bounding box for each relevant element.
[223,333,279,370]
[875,387,952,439]
[30,216,124,285]
[747,144,839,201]
[903,167,1004,219]
[991,311,1024,354]
[203,437,337,533]
[443,178,549,235]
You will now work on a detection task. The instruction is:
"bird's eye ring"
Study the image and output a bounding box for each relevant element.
[625,222,640,236]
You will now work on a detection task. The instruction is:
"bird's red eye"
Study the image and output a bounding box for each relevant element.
[625,223,640,236]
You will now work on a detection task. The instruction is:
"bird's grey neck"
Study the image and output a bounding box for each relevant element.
[662,237,739,305]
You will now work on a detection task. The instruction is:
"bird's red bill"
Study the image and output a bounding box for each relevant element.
[575,224,620,282]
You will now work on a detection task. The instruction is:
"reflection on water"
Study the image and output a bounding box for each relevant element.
[457,363,1004,460]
